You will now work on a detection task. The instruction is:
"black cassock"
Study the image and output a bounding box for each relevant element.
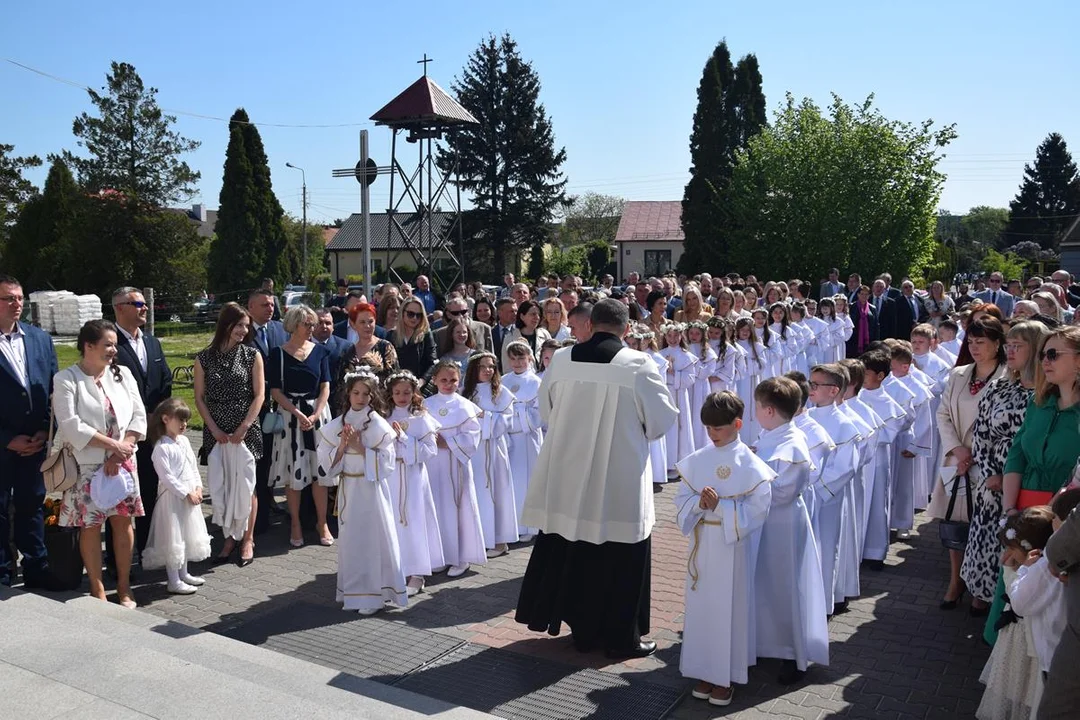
[513,332,652,654]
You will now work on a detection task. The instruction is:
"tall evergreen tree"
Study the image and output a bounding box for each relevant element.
[6,158,81,288]
[62,62,200,206]
[1003,132,1080,251]
[678,42,766,274]
[237,111,292,284]
[210,113,265,293]
[441,33,567,277]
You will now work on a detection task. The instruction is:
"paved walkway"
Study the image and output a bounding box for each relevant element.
[114,431,988,718]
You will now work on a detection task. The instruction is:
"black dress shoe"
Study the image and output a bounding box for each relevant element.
[969,602,990,618]
[605,640,656,659]
[778,659,806,686]
[940,589,965,610]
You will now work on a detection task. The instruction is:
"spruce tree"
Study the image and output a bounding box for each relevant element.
[678,42,766,274]
[441,33,567,277]
[6,158,81,288]
[210,116,265,294]
[62,62,199,206]
[237,111,292,284]
[1004,132,1080,251]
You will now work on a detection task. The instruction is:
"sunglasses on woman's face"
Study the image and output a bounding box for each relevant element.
[1039,348,1078,362]
[404,310,424,320]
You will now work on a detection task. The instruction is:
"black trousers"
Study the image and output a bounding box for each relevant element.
[0,450,48,585]
[515,532,651,653]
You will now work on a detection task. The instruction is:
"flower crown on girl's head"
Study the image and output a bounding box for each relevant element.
[659,321,686,334]
[685,320,709,334]
[628,325,654,341]
[1004,527,1033,550]
[706,316,727,329]
[383,369,420,390]
[344,367,378,383]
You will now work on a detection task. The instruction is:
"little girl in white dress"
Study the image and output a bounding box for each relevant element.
[142,398,212,594]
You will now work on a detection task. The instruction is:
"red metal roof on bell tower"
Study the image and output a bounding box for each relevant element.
[370,76,479,128]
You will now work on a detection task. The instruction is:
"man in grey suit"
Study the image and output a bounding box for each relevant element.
[974,272,1015,317]
[1039,499,1080,719]
[819,268,844,300]
[433,296,493,354]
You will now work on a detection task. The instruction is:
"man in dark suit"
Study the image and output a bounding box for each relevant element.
[868,279,896,340]
[313,307,352,402]
[846,285,880,358]
[878,273,902,301]
[893,280,927,340]
[0,274,62,590]
[247,289,288,535]
[433,297,494,354]
[110,287,172,563]
[333,290,365,341]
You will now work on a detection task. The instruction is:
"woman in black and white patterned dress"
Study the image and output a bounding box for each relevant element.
[194,302,265,566]
[960,320,1048,613]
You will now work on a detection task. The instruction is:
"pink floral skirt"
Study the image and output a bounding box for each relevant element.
[58,462,144,528]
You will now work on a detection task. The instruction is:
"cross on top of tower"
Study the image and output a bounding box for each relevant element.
[417,53,434,76]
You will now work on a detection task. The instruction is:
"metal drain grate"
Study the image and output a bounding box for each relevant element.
[220,602,464,682]
[395,644,686,720]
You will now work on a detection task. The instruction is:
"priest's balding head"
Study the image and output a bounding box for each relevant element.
[590,298,629,336]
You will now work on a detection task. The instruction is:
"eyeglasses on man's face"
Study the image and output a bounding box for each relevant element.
[447,309,468,317]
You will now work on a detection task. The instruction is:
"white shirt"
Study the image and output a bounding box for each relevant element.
[117,324,147,373]
[0,322,29,390]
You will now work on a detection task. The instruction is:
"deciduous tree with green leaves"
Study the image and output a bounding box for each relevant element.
[679,42,766,274]
[0,144,41,250]
[440,33,567,279]
[5,157,80,288]
[727,94,955,283]
[1003,132,1080,251]
[62,62,200,206]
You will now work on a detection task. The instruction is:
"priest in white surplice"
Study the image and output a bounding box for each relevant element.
[515,299,679,659]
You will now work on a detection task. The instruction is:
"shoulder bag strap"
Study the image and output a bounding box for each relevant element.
[944,473,961,521]
[964,473,973,519]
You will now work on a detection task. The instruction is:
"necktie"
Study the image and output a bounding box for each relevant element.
[911,298,917,318]
[992,291,998,305]
[258,326,267,349]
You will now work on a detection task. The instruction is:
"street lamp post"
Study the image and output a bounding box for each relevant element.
[285,162,307,285]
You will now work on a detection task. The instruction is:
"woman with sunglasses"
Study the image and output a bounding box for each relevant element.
[929,317,1006,613]
[390,297,437,381]
[984,326,1080,642]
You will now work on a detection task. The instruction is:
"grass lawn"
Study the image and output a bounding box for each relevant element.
[53,333,214,430]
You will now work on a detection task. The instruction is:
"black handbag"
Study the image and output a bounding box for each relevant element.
[43,527,84,591]
[939,472,973,551]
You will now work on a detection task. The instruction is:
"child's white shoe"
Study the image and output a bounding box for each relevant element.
[167,581,197,595]
[447,564,470,578]
[357,607,381,616]
[406,576,426,597]
[181,573,205,586]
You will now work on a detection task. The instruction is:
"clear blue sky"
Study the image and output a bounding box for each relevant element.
[4,1,1077,225]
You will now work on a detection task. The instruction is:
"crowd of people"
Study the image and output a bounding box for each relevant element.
[3,265,1080,718]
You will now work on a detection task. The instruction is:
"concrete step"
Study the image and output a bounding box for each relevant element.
[0,587,494,720]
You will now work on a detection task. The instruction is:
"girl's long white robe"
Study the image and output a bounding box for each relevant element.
[802,317,831,368]
[735,340,767,443]
[838,400,877,598]
[687,343,719,449]
[318,411,406,612]
[807,404,861,614]
[388,407,445,578]
[424,393,488,568]
[645,351,670,485]
[825,317,852,363]
[660,346,698,470]
[707,342,740,394]
[882,375,923,532]
[675,442,775,687]
[755,329,783,379]
[753,422,829,670]
[506,370,543,535]
[470,383,519,547]
[768,324,798,376]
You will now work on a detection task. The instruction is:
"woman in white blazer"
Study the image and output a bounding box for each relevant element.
[54,320,147,608]
[500,300,552,372]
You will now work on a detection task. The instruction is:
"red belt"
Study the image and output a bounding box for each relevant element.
[1017,489,1055,510]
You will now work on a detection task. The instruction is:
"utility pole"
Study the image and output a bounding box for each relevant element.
[286,162,308,284]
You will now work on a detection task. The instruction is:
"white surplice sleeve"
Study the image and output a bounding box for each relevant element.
[446,416,482,466]
[814,436,859,502]
[360,414,396,481]
[713,349,737,387]
[512,396,542,434]
[396,425,438,467]
[907,399,933,457]
[675,478,705,536]
[717,480,772,544]
[768,459,807,507]
[478,395,513,441]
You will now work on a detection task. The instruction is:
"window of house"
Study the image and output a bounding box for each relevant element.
[644,250,672,277]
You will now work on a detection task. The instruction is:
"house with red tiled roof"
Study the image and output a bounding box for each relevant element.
[613,201,684,280]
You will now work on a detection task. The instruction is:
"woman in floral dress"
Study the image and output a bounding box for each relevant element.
[54,320,147,607]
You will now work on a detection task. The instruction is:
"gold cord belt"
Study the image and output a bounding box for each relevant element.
[687,518,722,591]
